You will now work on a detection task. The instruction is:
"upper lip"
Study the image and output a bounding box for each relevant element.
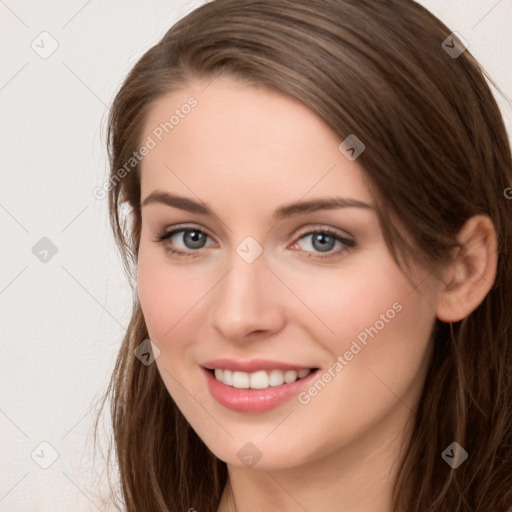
[202,358,317,373]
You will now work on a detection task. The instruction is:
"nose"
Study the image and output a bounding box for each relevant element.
[208,247,286,343]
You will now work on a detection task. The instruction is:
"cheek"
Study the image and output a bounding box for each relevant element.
[287,265,436,451]
[309,264,436,414]
[137,248,185,340]
[137,241,435,360]
[136,246,215,352]
[283,255,437,407]
[273,254,428,353]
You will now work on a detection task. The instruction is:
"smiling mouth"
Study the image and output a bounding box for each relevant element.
[208,368,319,389]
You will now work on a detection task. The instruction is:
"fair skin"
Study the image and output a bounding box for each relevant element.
[136,76,497,512]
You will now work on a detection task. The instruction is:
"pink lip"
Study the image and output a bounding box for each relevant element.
[202,358,314,373]
[202,367,319,413]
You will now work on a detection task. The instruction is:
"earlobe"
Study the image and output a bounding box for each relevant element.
[436,215,498,323]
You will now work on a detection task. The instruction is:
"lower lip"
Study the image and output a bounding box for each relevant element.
[202,367,318,413]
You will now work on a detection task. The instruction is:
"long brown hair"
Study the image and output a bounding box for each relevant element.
[95,1,512,510]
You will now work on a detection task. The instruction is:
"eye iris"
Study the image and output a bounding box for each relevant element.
[184,230,206,249]
[312,233,335,252]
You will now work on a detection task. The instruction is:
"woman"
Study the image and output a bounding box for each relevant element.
[96,1,512,510]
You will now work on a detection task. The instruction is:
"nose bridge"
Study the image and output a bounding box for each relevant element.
[209,239,284,339]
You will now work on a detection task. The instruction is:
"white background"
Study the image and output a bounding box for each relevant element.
[1,1,511,510]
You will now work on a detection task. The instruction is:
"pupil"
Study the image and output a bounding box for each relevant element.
[185,231,205,249]
[313,233,334,252]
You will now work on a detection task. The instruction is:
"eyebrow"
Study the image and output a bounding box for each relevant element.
[141,190,373,221]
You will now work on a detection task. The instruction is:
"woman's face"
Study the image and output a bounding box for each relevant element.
[136,76,443,469]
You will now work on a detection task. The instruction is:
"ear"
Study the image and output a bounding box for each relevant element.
[436,215,498,323]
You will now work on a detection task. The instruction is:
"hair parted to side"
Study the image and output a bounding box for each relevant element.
[94,1,512,511]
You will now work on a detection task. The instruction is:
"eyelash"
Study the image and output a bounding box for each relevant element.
[152,225,356,260]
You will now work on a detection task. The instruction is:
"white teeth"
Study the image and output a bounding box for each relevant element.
[213,368,312,389]
[269,369,284,386]
[223,369,233,386]
[249,371,269,389]
[232,371,250,389]
[284,370,298,383]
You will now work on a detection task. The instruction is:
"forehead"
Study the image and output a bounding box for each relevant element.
[139,77,372,209]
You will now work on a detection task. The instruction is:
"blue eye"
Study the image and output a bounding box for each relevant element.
[292,228,356,259]
[153,226,355,260]
[154,228,213,257]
